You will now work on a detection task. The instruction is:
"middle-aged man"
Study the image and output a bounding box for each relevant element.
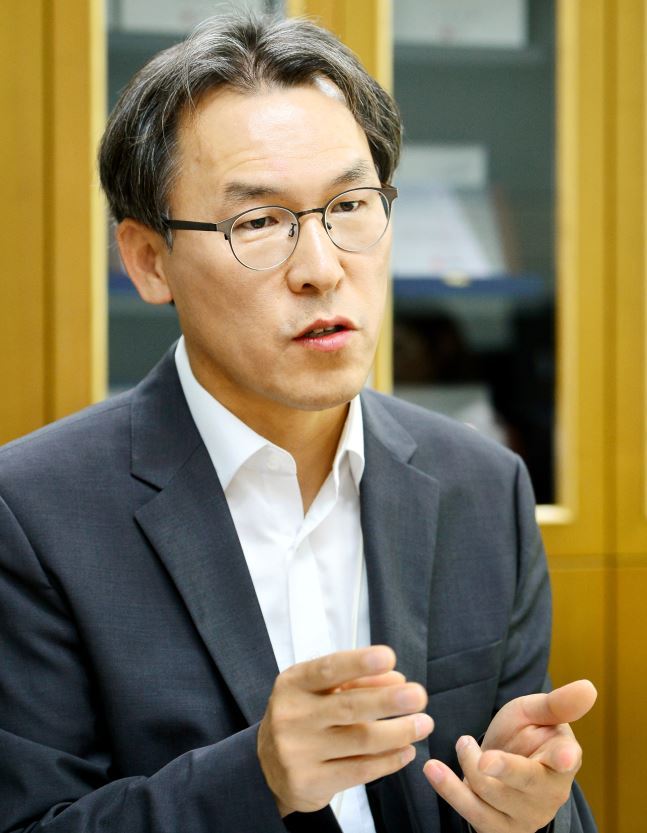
[0,13,597,833]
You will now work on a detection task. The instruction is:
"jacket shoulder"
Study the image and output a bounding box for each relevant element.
[362,388,522,483]
[0,391,134,485]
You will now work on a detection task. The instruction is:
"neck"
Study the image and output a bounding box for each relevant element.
[187,351,350,513]
[244,404,349,513]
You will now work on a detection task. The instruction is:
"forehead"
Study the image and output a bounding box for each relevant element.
[172,83,376,208]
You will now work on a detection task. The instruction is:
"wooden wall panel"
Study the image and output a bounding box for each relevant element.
[614,0,647,553]
[0,0,106,445]
[49,1,107,418]
[614,3,647,831]
[540,0,608,555]
[0,4,47,440]
[616,562,647,833]
[549,563,612,832]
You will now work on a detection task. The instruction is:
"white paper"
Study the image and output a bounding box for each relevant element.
[395,0,527,49]
[391,184,506,278]
[398,144,488,190]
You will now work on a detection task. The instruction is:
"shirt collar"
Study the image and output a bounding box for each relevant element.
[174,336,365,492]
[332,394,364,491]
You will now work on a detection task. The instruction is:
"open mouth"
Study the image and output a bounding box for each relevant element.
[295,317,355,340]
[301,325,346,338]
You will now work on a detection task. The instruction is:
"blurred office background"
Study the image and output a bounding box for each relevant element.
[2,1,647,830]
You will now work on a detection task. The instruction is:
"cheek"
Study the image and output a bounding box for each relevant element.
[170,266,282,368]
[347,248,390,324]
[165,245,249,321]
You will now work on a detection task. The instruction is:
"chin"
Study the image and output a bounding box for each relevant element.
[278,377,367,412]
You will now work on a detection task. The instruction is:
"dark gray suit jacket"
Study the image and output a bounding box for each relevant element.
[0,348,595,833]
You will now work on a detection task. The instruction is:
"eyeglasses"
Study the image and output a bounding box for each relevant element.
[162,185,398,271]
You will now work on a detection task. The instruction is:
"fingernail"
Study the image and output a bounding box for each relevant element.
[364,646,393,672]
[414,713,434,739]
[401,746,416,765]
[483,758,505,777]
[424,760,445,784]
[396,685,423,710]
[455,735,471,752]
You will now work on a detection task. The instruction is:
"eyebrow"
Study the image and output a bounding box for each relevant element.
[328,160,377,189]
[220,160,378,208]
[222,183,281,203]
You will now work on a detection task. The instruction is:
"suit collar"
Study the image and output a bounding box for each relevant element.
[130,344,202,489]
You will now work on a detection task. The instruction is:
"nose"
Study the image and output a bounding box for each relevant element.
[284,212,345,295]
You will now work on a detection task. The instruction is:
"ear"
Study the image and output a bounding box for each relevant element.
[116,219,173,305]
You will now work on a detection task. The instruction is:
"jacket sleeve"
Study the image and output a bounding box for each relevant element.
[0,495,286,833]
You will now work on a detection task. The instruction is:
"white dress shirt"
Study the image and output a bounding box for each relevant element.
[175,337,377,833]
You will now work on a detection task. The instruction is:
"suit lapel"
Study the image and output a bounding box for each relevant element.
[130,349,279,726]
[361,392,442,832]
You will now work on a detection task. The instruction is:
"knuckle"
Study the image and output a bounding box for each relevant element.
[384,748,409,776]
[337,692,359,725]
[273,669,292,694]
[270,700,294,730]
[572,744,583,770]
[475,776,499,805]
[407,716,421,744]
[352,722,372,753]
[519,768,538,792]
[317,654,336,686]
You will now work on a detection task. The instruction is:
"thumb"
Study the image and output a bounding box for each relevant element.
[520,680,598,726]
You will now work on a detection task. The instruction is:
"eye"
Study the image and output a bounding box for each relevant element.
[239,215,278,231]
[332,200,361,213]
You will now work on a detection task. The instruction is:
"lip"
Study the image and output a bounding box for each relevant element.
[294,317,356,339]
[293,317,357,353]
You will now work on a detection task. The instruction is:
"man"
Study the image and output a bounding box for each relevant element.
[0,13,596,833]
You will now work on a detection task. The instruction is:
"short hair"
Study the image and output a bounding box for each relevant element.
[99,12,402,244]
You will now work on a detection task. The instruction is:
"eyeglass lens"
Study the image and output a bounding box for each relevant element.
[229,188,390,270]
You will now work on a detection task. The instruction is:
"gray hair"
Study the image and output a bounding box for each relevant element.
[99,12,402,244]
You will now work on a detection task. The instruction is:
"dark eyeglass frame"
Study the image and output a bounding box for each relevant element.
[161,184,398,271]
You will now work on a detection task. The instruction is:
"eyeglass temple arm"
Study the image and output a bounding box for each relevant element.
[164,219,222,233]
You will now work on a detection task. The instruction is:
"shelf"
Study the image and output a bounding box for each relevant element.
[393,274,551,300]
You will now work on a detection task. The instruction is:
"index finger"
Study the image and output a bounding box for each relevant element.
[293,646,396,692]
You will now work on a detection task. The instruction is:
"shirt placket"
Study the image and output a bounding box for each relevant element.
[287,476,337,663]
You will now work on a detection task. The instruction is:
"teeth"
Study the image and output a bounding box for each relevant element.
[308,326,339,336]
